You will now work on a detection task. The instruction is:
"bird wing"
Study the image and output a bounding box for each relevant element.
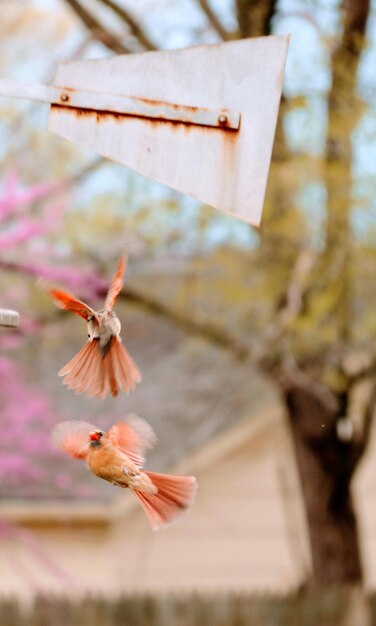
[49,288,99,322]
[51,420,98,460]
[104,255,126,312]
[107,414,157,468]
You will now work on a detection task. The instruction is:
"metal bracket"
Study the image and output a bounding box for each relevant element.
[0,79,240,130]
[0,309,20,328]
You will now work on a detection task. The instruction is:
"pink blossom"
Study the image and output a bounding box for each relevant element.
[0,171,61,221]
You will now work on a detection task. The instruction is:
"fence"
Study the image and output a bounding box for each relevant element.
[0,588,375,626]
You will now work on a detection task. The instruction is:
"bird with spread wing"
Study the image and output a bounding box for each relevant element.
[45,255,141,399]
[52,416,197,530]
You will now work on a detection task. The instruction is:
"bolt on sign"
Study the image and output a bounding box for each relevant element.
[0,35,289,226]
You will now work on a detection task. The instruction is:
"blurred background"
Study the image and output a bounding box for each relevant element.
[1,0,376,624]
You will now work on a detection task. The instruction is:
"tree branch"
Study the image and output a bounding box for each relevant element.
[108,247,315,368]
[96,0,157,50]
[64,0,131,54]
[317,0,370,344]
[341,350,376,385]
[251,248,315,371]
[269,249,315,338]
[235,0,277,38]
[0,257,249,361]
[196,0,234,40]
[35,157,106,203]
[122,283,249,359]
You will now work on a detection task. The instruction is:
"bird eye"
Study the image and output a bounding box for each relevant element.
[88,334,91,338]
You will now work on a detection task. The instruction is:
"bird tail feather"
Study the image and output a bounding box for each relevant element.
[59,337,141,399]
[134,472,197,531]
[111,337,141,395]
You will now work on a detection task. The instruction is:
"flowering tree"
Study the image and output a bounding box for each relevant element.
[0,173,108,498]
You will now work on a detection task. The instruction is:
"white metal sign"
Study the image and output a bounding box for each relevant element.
[0,35,289,225]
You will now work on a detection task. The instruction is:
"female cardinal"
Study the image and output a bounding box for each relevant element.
[52,416,197,531]
[46,255,141,399]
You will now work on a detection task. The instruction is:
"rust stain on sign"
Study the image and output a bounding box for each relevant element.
[51,87,241,130]
[220,121,240,212]
[52,104,238,131]
[52,105,125,123]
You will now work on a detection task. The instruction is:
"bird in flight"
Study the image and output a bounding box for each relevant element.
[46,255,141,399]
[52,416,197,530]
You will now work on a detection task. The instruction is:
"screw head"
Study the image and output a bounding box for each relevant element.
[218,114,228,126]
[60,93,69,103]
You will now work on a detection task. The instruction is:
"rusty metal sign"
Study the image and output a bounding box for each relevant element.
[0,79,241,130]
[0,309,19,328]
[0,35,289,225]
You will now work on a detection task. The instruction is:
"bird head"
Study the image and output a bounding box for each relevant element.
[89,430,104,447]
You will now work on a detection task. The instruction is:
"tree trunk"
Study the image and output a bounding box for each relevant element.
[235,0,276,37]
[284,382,363,584]
[278,0,372,586]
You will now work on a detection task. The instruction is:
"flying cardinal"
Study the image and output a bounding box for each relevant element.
[46,255,141,399]
[52,416,197,531]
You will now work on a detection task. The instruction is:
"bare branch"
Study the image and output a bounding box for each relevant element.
[64,0,131,54]
[2,157,105,210]
[64,157,106,189]
[40,157,107,201]
[341,350,376,384]
[96,0,157,50]
[250,248,316,369]
[122,284,249,359]
[271,249,315,336]
[123,248,314,370]
[235,0,278,38]
[0,256,250,360]
[196,0,234,41]
[320,0,371,342]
